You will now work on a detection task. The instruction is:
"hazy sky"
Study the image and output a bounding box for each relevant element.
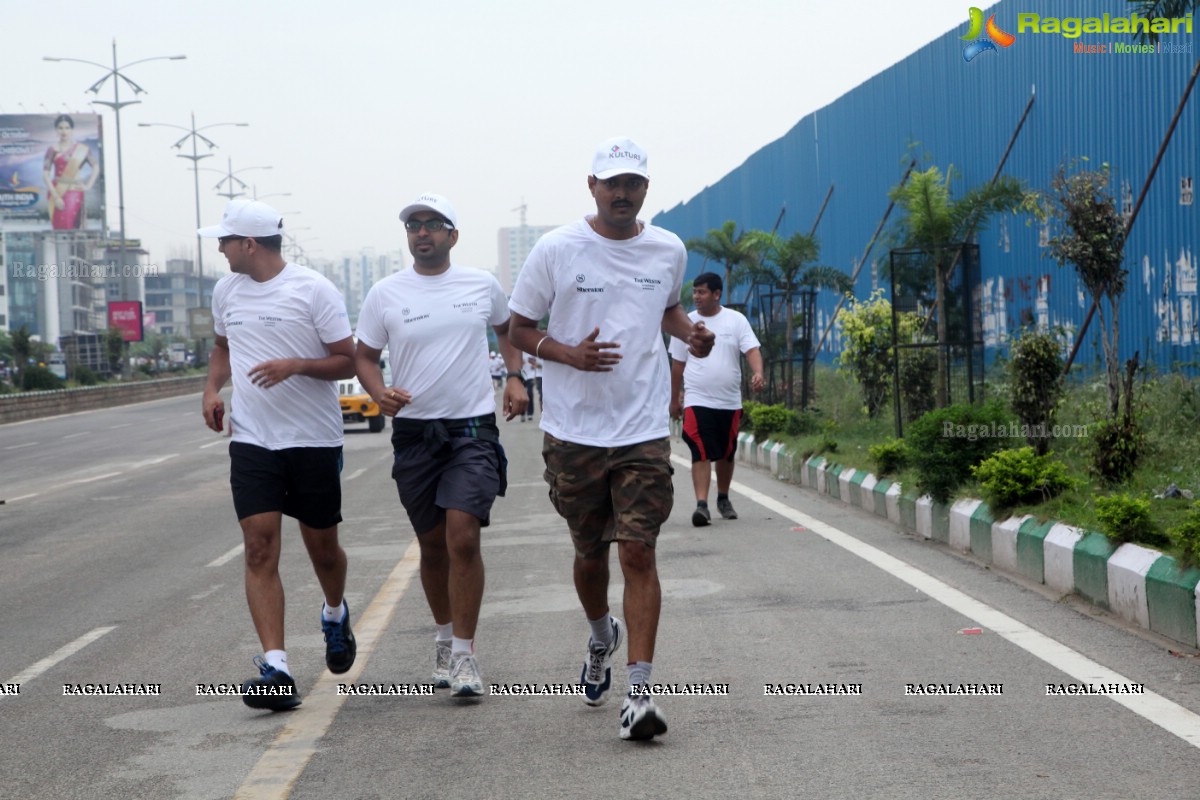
[7,0,972,273]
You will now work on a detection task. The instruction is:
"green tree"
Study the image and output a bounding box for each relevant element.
[684,220,758,299]
[745,231,852,407]
[890,165,1025,407]
[1127,1,1198,41]
[1026,162,1126,418]
[105,328,127,377]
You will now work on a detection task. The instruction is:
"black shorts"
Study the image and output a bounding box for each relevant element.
[681,406,742,463]
[229,442,343,529]
[391,437,501,535]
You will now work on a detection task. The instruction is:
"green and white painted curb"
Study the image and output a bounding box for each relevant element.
[734,432,1200,649]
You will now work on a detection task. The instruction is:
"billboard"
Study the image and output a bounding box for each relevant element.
[108,300,143,343]
[0,113,105,233]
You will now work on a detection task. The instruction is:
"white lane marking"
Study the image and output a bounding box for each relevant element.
[109,423,132,430]
[189,584,224,601]
[8,626,117,686]
[5,493,39,503]
[207,544,245,568]
[234,540,421,799]
[200,439,226,450]
[62,432,89,440]
[684,455,1200,751]
[4,442,38,450]
[344,468,366,481]
[65,472,122,486]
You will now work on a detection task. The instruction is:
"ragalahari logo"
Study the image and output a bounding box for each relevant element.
[961,7,1015,61]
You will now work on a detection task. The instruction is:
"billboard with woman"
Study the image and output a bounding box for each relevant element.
[0,113,104,232]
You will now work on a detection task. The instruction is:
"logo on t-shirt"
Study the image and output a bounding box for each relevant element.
[634,277,662,291]
[574,272,604,294]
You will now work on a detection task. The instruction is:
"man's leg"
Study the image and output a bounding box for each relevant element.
[574,548,611,621]
[241,511,286,652]
[444,509,484,639]
[715,459,735,496]
[691,460,712,503]
[616,540,659,665]
[299,523,347,610]
[416,522,451,626]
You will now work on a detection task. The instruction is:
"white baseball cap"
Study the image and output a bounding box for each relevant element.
[399,193,457,228]
[197,199,285,238]
[592,136,649,180]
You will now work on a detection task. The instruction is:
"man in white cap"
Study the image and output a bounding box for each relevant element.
[199,199,358,711]
[508,138,714,740]
[354,193,527,697]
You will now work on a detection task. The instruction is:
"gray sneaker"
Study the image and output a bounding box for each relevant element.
[433,639,452,688]
[717,497,738,520]
[691,506,711,527]
[450,654,484,697]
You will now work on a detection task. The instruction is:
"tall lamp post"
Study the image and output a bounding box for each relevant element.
[138,114,248,310]
[44,41,186,278]
[210,159,271,200]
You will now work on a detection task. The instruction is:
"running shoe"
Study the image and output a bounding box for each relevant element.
[717,497,738,520]
[619,687,668,741]
[242,655,302,711]
[433,639,452,688]
[321,601,357,674]
[450,654,484,697]
[691,506,711,527]
[580,617,623,706]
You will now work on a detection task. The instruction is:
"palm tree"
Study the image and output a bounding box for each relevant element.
[890,165,1025,406]
[744,231,853,407]
[1128,1,1198,41]
[685,220,757,299]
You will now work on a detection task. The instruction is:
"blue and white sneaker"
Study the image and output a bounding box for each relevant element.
[580,617,623,706]
[433,639,452,689]
[321,601,357,675]
[450,654,484,697]
[619,686,668,741]
[242,655,302,711]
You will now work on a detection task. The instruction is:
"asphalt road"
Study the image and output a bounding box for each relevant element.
[1,393,1199,800]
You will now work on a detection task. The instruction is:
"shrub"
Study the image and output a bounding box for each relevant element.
[868,438,908,476]
[1095,493,1161,546]
[898,347,936,423]
[1171,502,1200,569]
[905,401,1012,503]
[970,447,1074,512]
[1091,415,1145,485]
[21,365,62,391]
[749,403,793,438]
[74,366,99,386]
[786,409,820,436]
[1009,329,1065,455]
[815,420,838,455]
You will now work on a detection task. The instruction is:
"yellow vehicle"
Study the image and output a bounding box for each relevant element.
[339,376,385,433]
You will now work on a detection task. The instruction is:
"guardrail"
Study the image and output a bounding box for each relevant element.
[0,375,208,425]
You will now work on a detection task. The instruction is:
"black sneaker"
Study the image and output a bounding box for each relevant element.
[691,506,711,527]
[242,656,301,711]
[322,601,357,674]
[717,497,738,520]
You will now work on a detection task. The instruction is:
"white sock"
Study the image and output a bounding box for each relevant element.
[435,623,453,642]
[265,649,290,676]
[588,614,614,647]
[628,661,652,688]
[451,636,473,658]
[322,600,346,623]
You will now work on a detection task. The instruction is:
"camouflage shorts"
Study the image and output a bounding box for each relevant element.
[541,434,674,559]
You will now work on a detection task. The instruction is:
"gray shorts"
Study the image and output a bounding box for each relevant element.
[392,437,500,535]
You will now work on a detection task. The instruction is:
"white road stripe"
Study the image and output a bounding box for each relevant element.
[5,493,39,503]
[687,455,1200,751]
[4,442,38,450]
[344,468,366,481]
[62,432,89,440]
[65,472,122,485]
[8,626,117,686]
[234,540,421,799]
[200,439,226,450]
[207,544,244,568]
[108,423,132,430]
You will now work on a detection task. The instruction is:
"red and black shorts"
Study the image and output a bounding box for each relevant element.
[681,406,742,464]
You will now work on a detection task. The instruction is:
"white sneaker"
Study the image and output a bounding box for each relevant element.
[580,617,623,706]
[619,687,668,741]
[433,639,452,689]
[450,654,484,697]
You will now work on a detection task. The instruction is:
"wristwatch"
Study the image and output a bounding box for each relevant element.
[506,371,523,380]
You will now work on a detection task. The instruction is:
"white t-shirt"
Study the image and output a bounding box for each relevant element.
[355,264,510,420]
[489,353,505,378]
[668,307,761,410]
[212,263,351,449]
[509,218,686,447]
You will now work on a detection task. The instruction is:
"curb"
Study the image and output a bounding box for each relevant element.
[736,432,1200,649]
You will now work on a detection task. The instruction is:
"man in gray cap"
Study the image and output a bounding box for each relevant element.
[200,199,358,711]
[355,193,527,697]
[508,138,714,740]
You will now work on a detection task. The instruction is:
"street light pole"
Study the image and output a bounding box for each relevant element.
[44,41,185,280]
[138,114,248,308]
[211,159,271,200]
